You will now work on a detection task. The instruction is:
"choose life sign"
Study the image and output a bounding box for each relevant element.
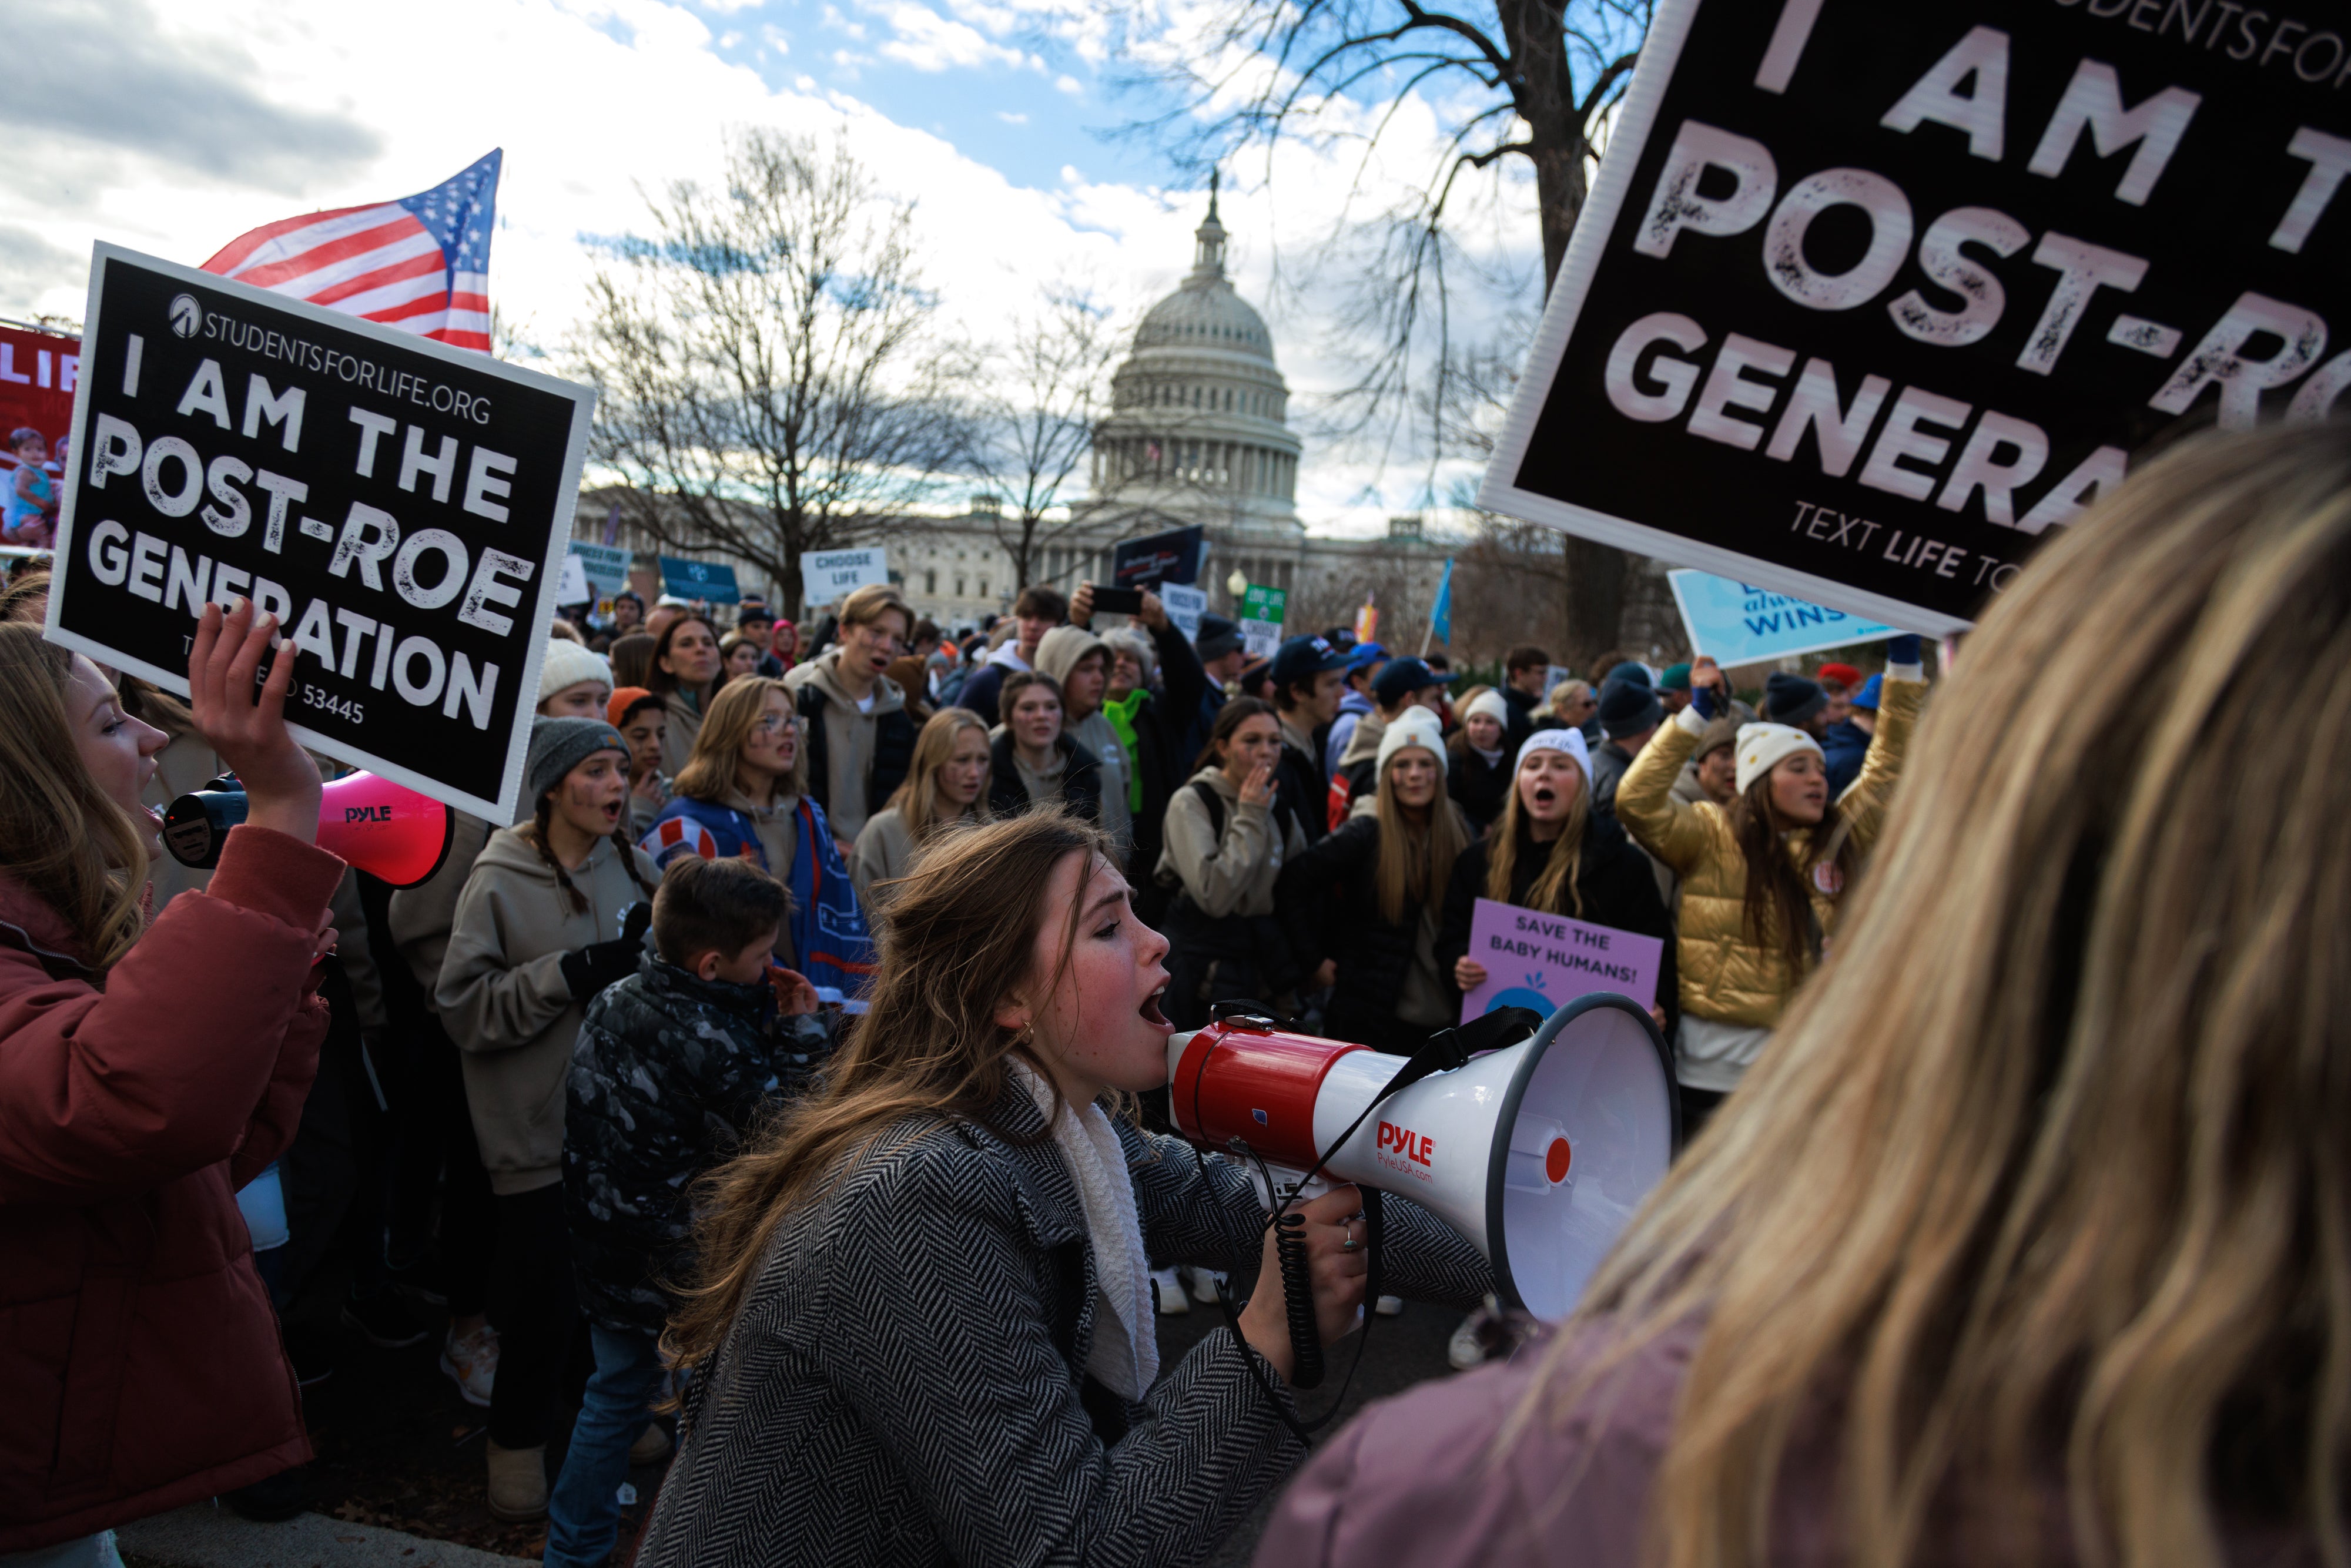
[1669,568,1896,665]
[801,546,888,605]
[1459,897,1665,1023]
[46,244,593,823]
[1239,582,1287,659]
[1481,0,2351,635]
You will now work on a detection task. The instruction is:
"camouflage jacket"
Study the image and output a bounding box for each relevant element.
[564,956,835,1335]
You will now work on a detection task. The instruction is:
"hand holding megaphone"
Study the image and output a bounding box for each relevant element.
[186,597,321,845]
[164,770,456,889]
[1233,1183,1371,1387]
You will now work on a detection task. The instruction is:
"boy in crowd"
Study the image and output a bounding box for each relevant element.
[1500,645,1552,748]
[958,584,1067,725]
[1270,634,1351,844]
[547,857,833,1568]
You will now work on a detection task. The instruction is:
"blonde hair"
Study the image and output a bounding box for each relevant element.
[1533,422,2351,1568]
[883,707,992,844]
[674,676,810,802]
[1371,735,1466,926]
[1485,752,1590,916]
[838,582,912,633]
[0,626,150,967]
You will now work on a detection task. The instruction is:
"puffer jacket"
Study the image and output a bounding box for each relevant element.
[1615,676,1924,1028]
[565,957,833,1336]
[0,826,342,1551]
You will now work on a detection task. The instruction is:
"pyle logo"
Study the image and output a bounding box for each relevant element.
[1376,1120,1432,1167]
[344,805,395,823]
[168,294,202,338]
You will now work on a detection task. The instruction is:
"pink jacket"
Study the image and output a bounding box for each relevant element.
[0,826,343,1551]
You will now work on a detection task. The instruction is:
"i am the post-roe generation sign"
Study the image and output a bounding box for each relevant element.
[48,245,594,822]
[1482,0,2351,634]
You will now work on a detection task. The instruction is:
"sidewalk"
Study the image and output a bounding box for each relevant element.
[116,1505,534,1568]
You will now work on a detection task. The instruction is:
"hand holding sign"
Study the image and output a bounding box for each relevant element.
[187,596,320,843]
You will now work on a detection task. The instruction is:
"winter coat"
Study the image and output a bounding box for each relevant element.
[1156,770,1311,1027]
[635,1078,1492,1568]
[1327,709,1389,828]
[1589,738,1639,813]
[1500,685,1540,750]
[1821,716,1872,798]
[1444,735,1510,833]
[1037,626,1133,856]
[1275,814,1462,1051]
[1091,620,1211,881]
[1275,713,1333,845]
[658,688,706,780]
[1436,814,1680,1040]
[435,826,661,1195]
[956,644,1029,728]
[1615,678,1924,1029]
[641,793,876,1006]
[0,826,341,1552]
[786,651,916,845]
[565,957,835,1336]
[987,730,1103,823]
[387,811,496,1010]
[1322,689,1375,776]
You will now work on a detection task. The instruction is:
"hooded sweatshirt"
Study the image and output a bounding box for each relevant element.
[784,650,908,845]
[1035,624,1133,858]
[434,825,660,1195]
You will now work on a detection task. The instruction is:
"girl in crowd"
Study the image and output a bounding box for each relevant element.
[1155,696,1310,1031]
[1275,712,1465,1054]
[1612,646,1922,1127]
[767,617,799,672]
[718,631,767,685]
[437,718,659,1522]
[648,613,722,778]
[987,671,1103,822]
[1257,421,2351,1568]
[0,604,340,1561]
[1439,727,1676,1040]
[1036,625,1133,857]
[637,810,1491,1567]
[608,688,670,839]
[1545,678,1597,736]
[538,641,612,720]
[1445,687,1512,833]
[605,632,655,692]
[4,427,58,547]
[849,706,989,908]
[644,678,873,1007]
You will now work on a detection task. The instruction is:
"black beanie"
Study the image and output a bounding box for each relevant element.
[1764,671,1827,729]
[1598,677,1663,739]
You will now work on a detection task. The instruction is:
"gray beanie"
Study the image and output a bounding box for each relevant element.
[527,715,628,805]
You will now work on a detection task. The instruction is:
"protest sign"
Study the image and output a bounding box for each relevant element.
[1669,568,1895,665]
[557,554,591,606]
[567,539,630,597]
[1239,582,1287,659]
[1481,0,2351,635]
[46,244,591,823]
[799,546,886,604]
[1160,581,1206,639]
[659,555,741,604]
[1,321,79,454]
[1111,523,1205,589]
[1459,897,1664,1023]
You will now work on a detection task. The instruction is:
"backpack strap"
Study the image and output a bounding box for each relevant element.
[1190,777,1227,843]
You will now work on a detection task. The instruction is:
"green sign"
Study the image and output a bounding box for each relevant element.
[1238,582,1287,659]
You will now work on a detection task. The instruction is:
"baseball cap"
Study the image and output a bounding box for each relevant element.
[1195,613,1244,661]
[1371,655,1452,708]
[1270,634,1349,691]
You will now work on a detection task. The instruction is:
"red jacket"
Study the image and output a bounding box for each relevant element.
[0,826,343,1551]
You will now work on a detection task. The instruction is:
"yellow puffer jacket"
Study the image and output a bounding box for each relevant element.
[1615,678,1924,1027]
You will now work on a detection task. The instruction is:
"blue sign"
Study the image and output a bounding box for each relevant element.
[657,555,741,605]
[1667,569,1895,666]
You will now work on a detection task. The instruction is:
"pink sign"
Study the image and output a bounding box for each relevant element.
[1459,896,1663,1023]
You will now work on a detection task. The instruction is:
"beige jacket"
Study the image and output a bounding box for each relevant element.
[785,651,906,843]
[434,825,659,1194]
[387,812,496,1009]
[1156,768,1308,919]
[849,803,977,909]
[659,689,706,779]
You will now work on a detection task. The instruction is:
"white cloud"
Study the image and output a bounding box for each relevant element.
[869,0,1026,71]
[997,110,1029,124]
[1054,72,1083,94]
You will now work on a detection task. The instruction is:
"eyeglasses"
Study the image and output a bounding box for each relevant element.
[751,715,796,736]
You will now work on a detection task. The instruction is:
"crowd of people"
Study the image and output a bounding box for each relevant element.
[2,420,2346,1568]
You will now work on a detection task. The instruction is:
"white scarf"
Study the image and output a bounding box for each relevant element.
[1013,1063,1159,1401]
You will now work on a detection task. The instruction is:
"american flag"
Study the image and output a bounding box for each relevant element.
[200,150,503,353]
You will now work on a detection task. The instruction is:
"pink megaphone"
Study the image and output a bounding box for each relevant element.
[163,770,456,890]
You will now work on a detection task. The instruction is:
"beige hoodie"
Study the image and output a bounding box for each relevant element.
[784,650,906,844]
[434,825,659,1194]
[1034,625,1132,856]
[387,812,496,1009]
[1156,767,1307,919]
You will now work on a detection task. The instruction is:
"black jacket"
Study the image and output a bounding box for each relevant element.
[796,683,917,823]
[1501,685,1540,751]
[564,957,834,1336]
[1589,739,1637,813]
[1445,735,1511,832]
[1275,814,1451,1052]
[987,730,1103,824]
[1436,812,1679,1040]
[1273,721,1332,845]
[1114,621,1212,881]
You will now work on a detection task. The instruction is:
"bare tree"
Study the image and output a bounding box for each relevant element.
[957,283,1125,588]
[577,129,959,618]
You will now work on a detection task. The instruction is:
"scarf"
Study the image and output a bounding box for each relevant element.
[1012,1063,1158,1401]
[1104,689,1148,812]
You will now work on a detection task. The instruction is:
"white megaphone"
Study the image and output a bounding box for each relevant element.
[1164,994,1679,1322]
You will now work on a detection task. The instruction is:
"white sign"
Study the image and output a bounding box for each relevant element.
[557,554,591,605]
[567,540,631,595]
[801,547,888,604]
[1160,582,1206,639]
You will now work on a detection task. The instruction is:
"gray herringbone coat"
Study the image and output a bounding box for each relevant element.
[637,1083,1490,1567]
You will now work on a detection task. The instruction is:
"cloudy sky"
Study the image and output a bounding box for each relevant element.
[2,0,1544,534]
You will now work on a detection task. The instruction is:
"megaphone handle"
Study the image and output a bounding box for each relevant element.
[1274,1211,1325,1390]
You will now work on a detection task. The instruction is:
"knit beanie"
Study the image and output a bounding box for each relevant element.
[527,715,628,806]
[538,639,612,703]
[1598,677,1663,739]
[1657,662,1693,693]
[1734,722,1824,796]
[1375,708,1448,779]
[1515,725,1590,780]
[606,685,659,728]
[1693,716,1739,763]
[1463,687,1511,728]
[1763,671,1826,729]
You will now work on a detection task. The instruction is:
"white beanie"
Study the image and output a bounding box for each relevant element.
[1375,708,1448,779]
[1463,688,1511,728]
[1734,722,1824,796]
[1515,725,1590,780]
[538,639,612,702]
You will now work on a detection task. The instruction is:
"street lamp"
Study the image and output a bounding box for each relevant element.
[1227,567,1250,598]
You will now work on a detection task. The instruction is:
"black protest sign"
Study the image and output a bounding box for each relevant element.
[45,245,593,822]
[1481,0,2351,633]
[1112,524,1205,589]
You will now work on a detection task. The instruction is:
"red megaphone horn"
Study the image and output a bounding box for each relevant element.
[162,771,456,890]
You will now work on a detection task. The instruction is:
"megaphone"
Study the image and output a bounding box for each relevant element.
[162,771,456,890]
[1166,993,1679,1323]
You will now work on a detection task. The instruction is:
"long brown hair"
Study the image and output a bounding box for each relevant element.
[1530,421,2351,1568]
[0,626,150,967]
[645,613,719,698]
[674,677,809,802]
[1371,732,1466,926]
[1727,769,1854,982]
[1485,752,1592,917]
[665,810,1110,1375]
[883,707,992,844]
